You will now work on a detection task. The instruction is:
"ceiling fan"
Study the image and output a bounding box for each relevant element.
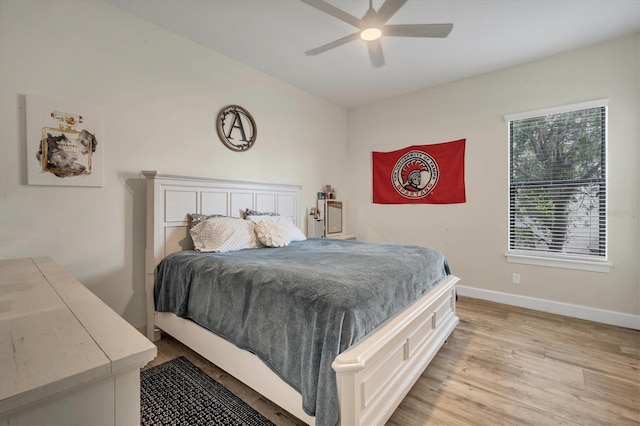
[300,0,453,68]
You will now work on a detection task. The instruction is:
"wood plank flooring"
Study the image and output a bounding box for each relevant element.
[145,297,640,425]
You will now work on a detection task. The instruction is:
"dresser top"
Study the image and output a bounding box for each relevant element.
[0,257,156,415]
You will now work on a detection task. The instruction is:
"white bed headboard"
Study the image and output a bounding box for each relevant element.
[142,170,302,267]
[142,170,302,338]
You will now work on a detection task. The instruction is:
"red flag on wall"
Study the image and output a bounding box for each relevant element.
[372,139,466,204]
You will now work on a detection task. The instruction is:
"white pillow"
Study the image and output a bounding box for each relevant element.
[190,217,261,252]
[247,215,307,241]
[254,219,290,247]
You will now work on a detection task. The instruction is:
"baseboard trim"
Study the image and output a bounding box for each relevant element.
[457,285,640,330]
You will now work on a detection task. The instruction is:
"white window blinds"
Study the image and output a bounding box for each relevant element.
[507,101,607,260]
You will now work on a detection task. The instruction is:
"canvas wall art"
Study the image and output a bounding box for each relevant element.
[26,95,103,186]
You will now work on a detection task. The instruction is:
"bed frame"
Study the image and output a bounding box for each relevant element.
[142,170,460,426]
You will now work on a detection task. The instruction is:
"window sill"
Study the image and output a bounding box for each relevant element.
[505,253,611,273]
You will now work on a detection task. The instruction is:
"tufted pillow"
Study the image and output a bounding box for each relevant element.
[254,219,290,247]
[190,216,261,252]
[243,208,279,219]
[248,215,306,241]
[189,213,226,228]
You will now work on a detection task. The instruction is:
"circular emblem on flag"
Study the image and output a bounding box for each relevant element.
[391,150,439,199]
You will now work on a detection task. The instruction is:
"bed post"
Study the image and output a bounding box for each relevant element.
[142,170,161,342]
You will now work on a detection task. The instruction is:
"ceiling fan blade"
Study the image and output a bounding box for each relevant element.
[300,0,362,29]
[367,39,385,68]
[305,32,361,56]
[375,0,408,24]
[384,23,453,38]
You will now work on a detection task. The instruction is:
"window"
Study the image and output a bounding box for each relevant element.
[505,99,610,272]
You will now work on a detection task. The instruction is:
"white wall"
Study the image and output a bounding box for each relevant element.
[0,0,348,327]
[347,34,640,322]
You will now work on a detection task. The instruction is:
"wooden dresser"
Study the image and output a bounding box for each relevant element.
[0,257,157,425]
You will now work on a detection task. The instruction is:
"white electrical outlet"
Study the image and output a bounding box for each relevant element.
[512,273,521,284]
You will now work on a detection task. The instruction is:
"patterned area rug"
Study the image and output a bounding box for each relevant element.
[141,356,275,426]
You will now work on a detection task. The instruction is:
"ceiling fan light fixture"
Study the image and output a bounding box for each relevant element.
[360,27,382,41]
[301,0,453,67]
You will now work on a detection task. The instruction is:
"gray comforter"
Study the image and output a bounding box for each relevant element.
[154,238,449,426]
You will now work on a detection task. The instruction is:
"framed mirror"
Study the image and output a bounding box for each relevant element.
[326,201,343,235]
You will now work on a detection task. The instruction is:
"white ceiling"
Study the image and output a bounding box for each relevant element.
[106,0,640,109]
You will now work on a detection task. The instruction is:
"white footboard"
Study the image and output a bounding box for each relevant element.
[333,275,459,426]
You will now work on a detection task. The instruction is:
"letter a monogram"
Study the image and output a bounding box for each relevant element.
[216,105,257,152]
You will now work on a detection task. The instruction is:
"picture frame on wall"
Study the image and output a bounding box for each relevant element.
[26,95,104,187]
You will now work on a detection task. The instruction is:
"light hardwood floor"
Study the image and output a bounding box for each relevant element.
[145,297,640,425]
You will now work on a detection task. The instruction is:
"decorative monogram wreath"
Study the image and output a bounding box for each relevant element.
[216,105,257,152]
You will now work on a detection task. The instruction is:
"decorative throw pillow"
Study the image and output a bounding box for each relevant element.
[244,208,279,219]
[189,213,226,228]
[248,215,307,242]
[254,219,290,247]
[190,216,261,252]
